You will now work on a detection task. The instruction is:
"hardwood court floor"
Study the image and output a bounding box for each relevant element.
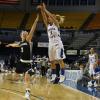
[0,73,99,100]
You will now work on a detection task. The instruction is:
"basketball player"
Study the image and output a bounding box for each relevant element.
[6,14,39,100]
[88,48,98,87]
[37,3,66,83]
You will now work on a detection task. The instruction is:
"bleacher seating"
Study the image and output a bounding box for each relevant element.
[0,11,25,29]
[86,13,100,30]
[0,0,20,5]
[26,12,90,30]
[0,11,3,23]
[25,12,42,30]
[69,32,94,49]
[0,11,99,31]
[88,36,100,48]
[25,13,37,30]
[58,12,91,30]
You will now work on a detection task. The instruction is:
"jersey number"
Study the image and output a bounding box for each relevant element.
[21,47,23,53]
[50,31,54,38]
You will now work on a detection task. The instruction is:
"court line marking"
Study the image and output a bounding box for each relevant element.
[0,88,44,100]
[61,83,99,100]
[5,79,44,100]
[0,88,25,98]
[4,74,99,99]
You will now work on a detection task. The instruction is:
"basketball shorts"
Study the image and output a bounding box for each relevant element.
[48,44,66,61]
[15,61,31,74]
[89,64,95,76]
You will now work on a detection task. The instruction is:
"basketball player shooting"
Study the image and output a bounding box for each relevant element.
[37,3,66,83]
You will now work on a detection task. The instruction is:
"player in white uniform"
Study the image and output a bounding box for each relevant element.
[48,23,65,61]
[88,48,98,87]
[38,3,66,83]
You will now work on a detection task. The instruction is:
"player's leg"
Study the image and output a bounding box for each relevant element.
[93,66,98,87]
[58,60,65,83]
[49,46,56,82]
[53,63,60,84]
[56,48,65,83]
[12,72,19,81]
[23,63,31,100]
[50,61,56,82]
[25,72,31,100]
[88,64,97,87]
[14,61,22,81]
[56,63,60,78]
[88,65,93,87]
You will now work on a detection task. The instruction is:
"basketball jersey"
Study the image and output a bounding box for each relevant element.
[89,54,96,65]
[47,23,62,45]
[19,41,32,61]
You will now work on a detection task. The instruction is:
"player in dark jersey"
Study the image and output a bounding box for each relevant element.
[6,14,39,100]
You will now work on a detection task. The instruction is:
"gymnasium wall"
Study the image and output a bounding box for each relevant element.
[0,0,99,12]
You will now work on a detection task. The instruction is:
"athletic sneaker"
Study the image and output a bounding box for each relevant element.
[53,77,60,84]
[25,90,30,100]
[50,74,56,82]
[59,75,65,83]
[88,81,92,87]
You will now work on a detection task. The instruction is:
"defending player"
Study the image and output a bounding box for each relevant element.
[6,14,39,100]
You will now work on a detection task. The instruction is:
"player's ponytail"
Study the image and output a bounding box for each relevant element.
[55,14,65,25]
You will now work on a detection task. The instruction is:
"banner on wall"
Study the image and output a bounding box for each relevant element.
[66,50,77,55]
[38,42,48,48]
[80,50,89,55]
[65,70,83,81]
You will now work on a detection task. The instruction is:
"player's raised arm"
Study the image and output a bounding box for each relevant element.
[42,3,59,28]
[37,5,48,29]
[26,14,39,42]
[6,42,20,47]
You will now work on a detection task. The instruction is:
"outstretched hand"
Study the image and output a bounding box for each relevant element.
[37,5,42,10]
[6,44,10,47]
[41,2,46,9]
[36,14,39,21]
[37,3,46,10]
